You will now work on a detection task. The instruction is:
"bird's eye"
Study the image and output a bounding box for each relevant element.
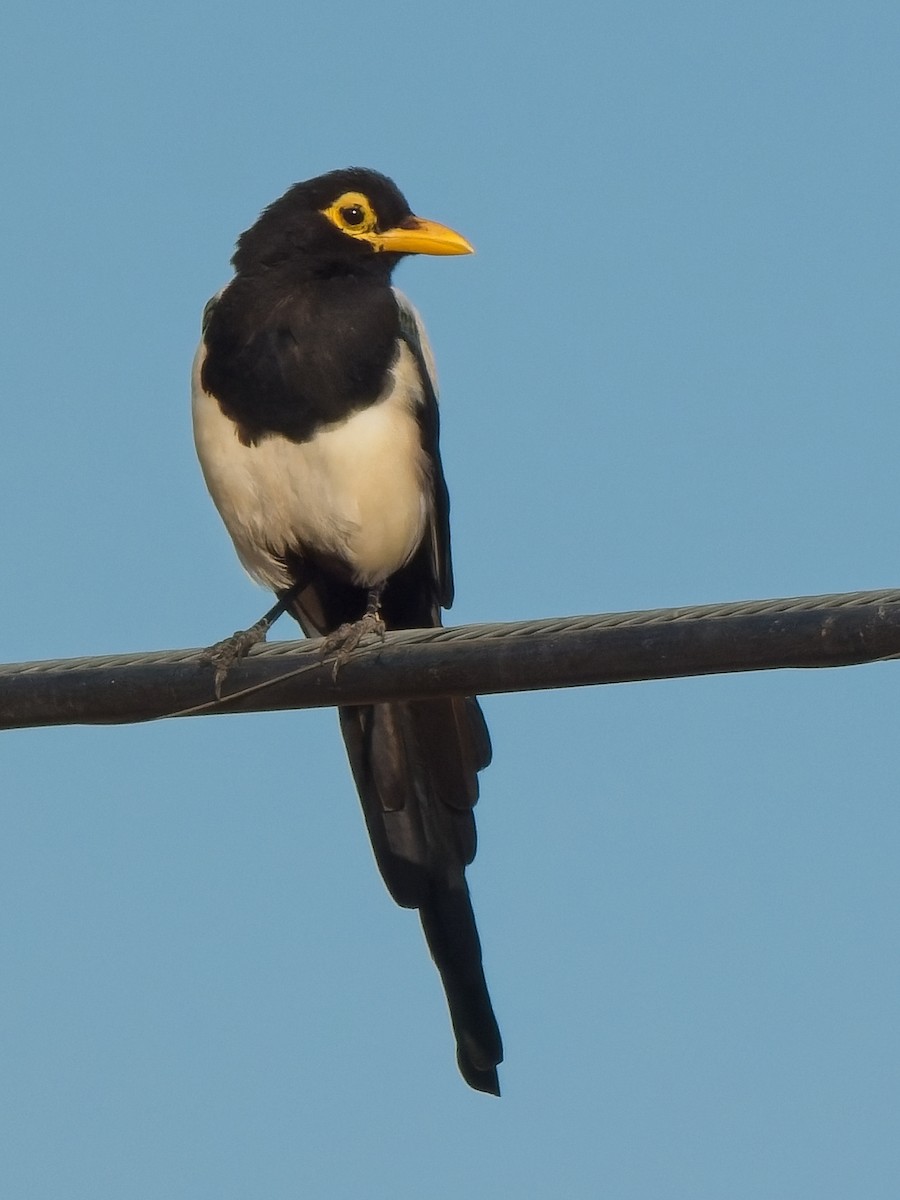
[321,191,377,237]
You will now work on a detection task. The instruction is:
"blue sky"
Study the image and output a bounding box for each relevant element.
[2,2,899,1196]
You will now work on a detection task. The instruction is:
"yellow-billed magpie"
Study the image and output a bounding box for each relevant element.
[191,168,502,1094]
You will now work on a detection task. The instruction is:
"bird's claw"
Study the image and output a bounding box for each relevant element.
[321,612,386,679]
[199,619,270,699]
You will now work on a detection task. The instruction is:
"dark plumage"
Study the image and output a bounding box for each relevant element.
[192,168,503,1093]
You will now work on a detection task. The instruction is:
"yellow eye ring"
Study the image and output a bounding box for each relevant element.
[321,191,378,237]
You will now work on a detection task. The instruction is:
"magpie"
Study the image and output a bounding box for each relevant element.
[191,168,503,1094]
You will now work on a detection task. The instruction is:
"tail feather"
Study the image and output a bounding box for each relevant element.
[419,884,502,1095]
[339,697,503,1093]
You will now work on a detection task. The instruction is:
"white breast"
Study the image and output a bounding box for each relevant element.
[191,339,432,591]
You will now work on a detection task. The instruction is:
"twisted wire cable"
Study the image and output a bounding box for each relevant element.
[1,588,899,730]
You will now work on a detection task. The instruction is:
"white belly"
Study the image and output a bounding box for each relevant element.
[191,340,431,591]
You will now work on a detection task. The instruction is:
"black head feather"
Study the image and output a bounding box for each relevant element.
[232,168,413,277]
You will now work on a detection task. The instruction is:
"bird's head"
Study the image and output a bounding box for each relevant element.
[232,168,473,278]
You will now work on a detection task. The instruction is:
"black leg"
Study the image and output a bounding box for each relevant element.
[200,580,304,698]
[321,583,387,676]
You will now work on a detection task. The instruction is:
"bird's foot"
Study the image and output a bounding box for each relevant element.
[321,611,386,678]
[199,619,270,699]
[198,586,303,699]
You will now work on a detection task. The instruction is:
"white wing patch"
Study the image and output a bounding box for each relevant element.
[191,337,432,591]
[395,289,439,394]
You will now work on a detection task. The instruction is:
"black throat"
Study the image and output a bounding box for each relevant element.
[201,265,402,446]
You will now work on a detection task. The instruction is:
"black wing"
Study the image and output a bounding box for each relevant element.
[395,290,454,611]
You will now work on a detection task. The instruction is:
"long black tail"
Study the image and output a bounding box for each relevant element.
[338,696,503,1094]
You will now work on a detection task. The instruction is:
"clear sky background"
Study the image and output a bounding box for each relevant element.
[2,2,899,1196]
